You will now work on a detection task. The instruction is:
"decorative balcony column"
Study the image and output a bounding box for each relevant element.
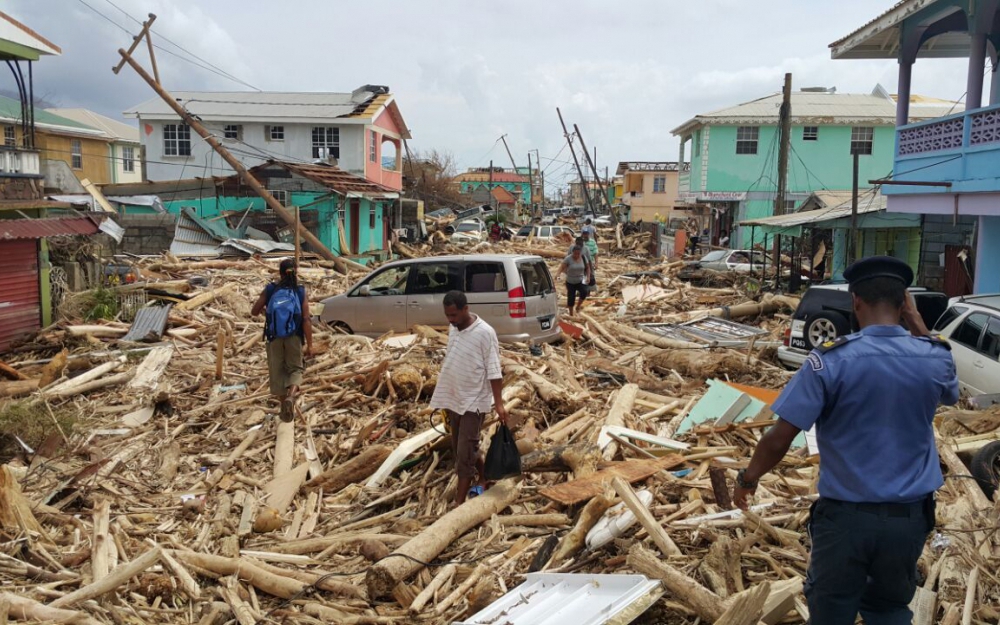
[991,56,1000,105]
[967,32,988,110]
[897,59,913,126]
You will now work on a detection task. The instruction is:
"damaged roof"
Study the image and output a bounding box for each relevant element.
[830,0,973,60]
[221,161,399,199]
[616,162,689,175]
[0,215,101,240]
[124,86,401,126]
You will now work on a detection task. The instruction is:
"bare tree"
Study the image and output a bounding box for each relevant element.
[403,149,465,210]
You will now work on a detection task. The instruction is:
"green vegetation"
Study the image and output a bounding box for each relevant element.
[83,286,121,321]
[0,402,76,461]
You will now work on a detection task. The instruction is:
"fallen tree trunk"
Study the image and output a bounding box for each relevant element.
[627,543,724,621]
[502,361,585,412]
[50,547,161,608]
[304,444,391,493]
[0,592,101,625]
[0,378,40,398]
[602,384,638,461]
[172,551,304,599]
[647,349,755,380]
[659,300,781,325]
[365,479,519,598]
[606,322,705,350]
[174,284,235,312]
[580,357,674,392]
[547,495,613,567]
[521,443,601,477]
[42,357,124,397]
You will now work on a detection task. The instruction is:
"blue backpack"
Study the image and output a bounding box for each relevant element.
[265,284,304,341]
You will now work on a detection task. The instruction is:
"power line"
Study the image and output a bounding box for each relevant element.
[75,0,261,91]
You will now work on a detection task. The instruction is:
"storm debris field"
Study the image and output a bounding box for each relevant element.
[0,230,996,625]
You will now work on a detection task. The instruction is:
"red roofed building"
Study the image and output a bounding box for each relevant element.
[454,167,530,205]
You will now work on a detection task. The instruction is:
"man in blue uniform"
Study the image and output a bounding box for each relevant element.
[733,256,959,625]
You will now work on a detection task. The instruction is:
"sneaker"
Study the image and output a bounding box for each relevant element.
[467,485,485,499]
[280,397,295,422]
[529,345,543,357]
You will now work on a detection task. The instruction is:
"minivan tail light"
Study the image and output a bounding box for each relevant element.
[782,328,790,347]
[508,286,526,318]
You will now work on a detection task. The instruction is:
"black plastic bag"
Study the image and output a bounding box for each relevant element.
[484,424,522,481]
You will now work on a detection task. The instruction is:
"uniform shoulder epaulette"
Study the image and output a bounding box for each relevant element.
[814,335,852,354]
[919,333,952,350]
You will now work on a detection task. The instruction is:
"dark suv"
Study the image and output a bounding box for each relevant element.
[776,283,948,369]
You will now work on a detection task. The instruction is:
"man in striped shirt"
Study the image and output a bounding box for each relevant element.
[430,290,508,504]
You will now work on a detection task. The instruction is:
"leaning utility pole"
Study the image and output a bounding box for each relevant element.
[556,107,595,215]
[574,123,616,224]
[114,21,348,270]
[500,135,518,172]
[772,72,793,283]
[526,152,536,216]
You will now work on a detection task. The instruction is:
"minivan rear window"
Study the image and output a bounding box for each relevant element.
[952,312,988,349]
[466,262,508,293]
[933,305,967,331]
[517,260,554,296]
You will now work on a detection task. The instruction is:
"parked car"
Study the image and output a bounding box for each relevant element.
[776,284,949,369]
[577,214,612,226]
[512,224,576,242]
[318,254,561,344]
[678,250,767,279]
[931,294,1000,396]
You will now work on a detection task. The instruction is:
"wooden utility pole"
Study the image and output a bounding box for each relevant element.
[574,123,616,224]
[116,46,347,271]
[556,107,595,215]
[772,73,793,283]
[526,152,535,217]
[295,206,301,270]
[534,148,544,209]
[500,135,518,171]
[489,160,497,219]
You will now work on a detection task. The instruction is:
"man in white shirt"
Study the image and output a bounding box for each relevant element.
[429,291,508,504]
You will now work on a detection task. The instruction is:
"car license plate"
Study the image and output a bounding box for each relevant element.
[790,337,807,350]
[540,318,552,330]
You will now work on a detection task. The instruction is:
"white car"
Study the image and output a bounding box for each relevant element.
[449,219,487,245]
[513,224,576,242]
[932,294,1000,396]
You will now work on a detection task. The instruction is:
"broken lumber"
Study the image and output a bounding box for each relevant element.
[172,551,305,599]
[547,495,613,567]
[409,563,456,614]
[305,444,391,492]
[539,455,685,505]
[174,284,235,312]
[601,384,638,461]
[627,543,724,621]
[42,356,125,397]
[612,476,681,557]
[365,480,519,598]
[521,443,601,478]
[0,592,101,625]
[50,546,161,608]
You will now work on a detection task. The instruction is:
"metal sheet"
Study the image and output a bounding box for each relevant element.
[0,239,40,351]
[638,317,771,348]
[0,216,101,240]
[122,305,172,342]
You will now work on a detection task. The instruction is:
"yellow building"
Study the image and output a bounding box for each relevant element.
[616,161,688,223]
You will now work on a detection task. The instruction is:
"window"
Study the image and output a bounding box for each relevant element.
[369,130,378,163]
[122,146,135,173]
[3,126,14,147]
[163,123,191,156]
[359,265,409,296]
[312,127,339,159]
[268,189,289,206]
[411,262,461,295]
[952,312,988,350]
[982,316,1000,359]
[785,200,797,211]
[265,125,284,141]
[653,175,667,193]
[851,126,874,155]
[934,305,968,331]
[223,125,242,140]
[517,260,555,296]
[466,262,508,293]
[736,126,759,155]
[70,139,82,169]
[369,204,377,229]
[803,126,818,141]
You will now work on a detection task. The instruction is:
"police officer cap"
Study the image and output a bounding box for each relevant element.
[843,255,913,287]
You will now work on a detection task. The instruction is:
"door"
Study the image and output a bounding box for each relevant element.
[943,245,974,297]
[349,199,361,255]
[0,240,40,351]
[465,260,510,332]
[406,261,463,328]
[973,315,1000,394]
[350,264,411,336]
[949,312,990,395]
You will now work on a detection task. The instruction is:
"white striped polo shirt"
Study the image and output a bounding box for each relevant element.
[429,315,502,415]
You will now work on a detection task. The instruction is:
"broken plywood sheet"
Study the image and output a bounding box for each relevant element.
[127,345,174,391]
[678,379,763,434]
[539,455,686,506]
[622,284,665,304]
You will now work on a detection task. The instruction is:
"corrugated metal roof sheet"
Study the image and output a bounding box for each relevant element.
[739,192,887,228]
[45,109,140,143]
[170,210,226,257]
[220,239,294,255]
[221,161,398,199]
[124,89,390,122]
[0,216,101,240]
[122,305,172,342]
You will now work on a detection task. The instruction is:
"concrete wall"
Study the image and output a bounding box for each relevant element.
[115,213,177,255]
[976,215,1000,293]
[917,214,976,290]
[139,120,367,182]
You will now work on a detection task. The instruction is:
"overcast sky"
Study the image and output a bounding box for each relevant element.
[9,0,971,191]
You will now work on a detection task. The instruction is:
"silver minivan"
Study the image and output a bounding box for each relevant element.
[318,254,561,343]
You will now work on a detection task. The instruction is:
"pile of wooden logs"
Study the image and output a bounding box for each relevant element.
[0,237,995,625]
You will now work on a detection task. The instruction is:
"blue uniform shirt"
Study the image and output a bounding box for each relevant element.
[771,325,959,503]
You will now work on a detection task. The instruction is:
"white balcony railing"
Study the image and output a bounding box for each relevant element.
[0,147,41,176]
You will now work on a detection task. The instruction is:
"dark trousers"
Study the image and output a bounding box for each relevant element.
[566,282,588,309]
[806,497,934,625]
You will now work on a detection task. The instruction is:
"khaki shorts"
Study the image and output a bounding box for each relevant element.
[447,410,485,479]
[266,336,304,396]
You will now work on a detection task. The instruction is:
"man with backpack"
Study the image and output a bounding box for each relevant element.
[251,258,313,422]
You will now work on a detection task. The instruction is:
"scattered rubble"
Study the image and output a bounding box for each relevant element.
[0,227,995,625]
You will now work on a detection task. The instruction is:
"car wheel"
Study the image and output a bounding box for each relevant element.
[971,440,1000,500]
[804,311,850,349]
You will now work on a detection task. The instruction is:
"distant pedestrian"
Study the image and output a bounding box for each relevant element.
[581,218,598,241]
[251,258,313,422]
[556,245,591,316]
[733,256,958,625]
[429,291,508,504]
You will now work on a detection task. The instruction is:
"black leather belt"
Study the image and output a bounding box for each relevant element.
[823,497,929,518]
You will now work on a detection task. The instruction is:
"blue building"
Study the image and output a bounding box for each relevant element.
[833,0,1000,293]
